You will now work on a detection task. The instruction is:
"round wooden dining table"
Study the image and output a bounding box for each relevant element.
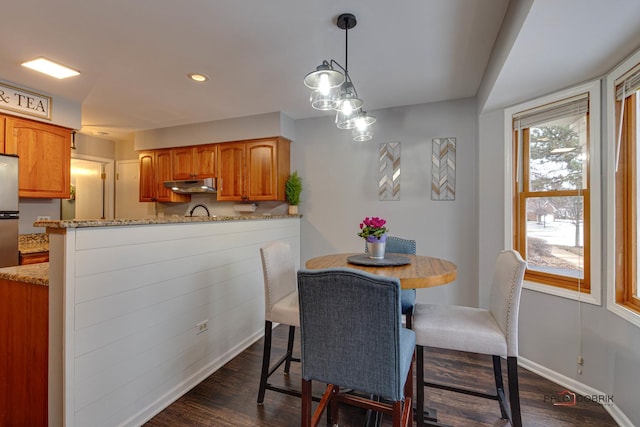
[305,253,457,289]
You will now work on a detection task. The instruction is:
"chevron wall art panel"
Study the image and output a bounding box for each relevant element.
[378,142,400,201]
[431,137,456,200]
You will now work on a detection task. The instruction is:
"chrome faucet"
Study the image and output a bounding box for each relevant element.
[189,204,210,217]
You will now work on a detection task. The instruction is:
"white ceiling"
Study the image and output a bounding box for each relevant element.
[1,0,639,142]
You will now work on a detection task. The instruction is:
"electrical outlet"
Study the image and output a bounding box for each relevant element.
[36,216,51,221]
[196,320,208,334]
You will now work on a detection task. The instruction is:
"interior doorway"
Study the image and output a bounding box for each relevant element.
[62,156,114,220]
[115,160,155,218]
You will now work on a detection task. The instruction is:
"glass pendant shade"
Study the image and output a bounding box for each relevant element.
[352,127,373,141]
[304,62,344,90]
[353,110,376,130]
[310,87,340,110]
[335,108,359,129]
[335,82,363,129]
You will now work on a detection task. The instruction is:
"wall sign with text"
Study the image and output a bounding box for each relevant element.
[0,82,52,120]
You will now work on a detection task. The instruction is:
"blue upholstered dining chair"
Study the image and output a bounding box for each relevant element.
[365,236,417,328]
[256,241,301,404]
[412,250,527,427]
[297,268,415,427]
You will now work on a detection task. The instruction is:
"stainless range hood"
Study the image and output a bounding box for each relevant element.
[164,178,217,194]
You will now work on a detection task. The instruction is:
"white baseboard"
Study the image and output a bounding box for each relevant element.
[120,328,264,427]
[519,357,634,427]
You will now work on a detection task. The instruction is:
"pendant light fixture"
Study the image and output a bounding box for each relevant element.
[304,13,376,141]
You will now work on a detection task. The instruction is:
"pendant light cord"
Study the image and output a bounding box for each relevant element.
[344,21,349,76]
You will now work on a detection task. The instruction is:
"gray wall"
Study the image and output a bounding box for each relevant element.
[134,112,295,150]
[293,98,479,307]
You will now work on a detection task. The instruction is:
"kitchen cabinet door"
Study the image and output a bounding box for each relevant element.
[193,145,216,178]
[171,147,194,180]
[216,142,246,201]
[246,140,278,201]
[155,149,179,202]
[246,137,290,201]
[5,116,71,198]
[139,151,156,202]
[172,145,216,180]
[139,150,190,202]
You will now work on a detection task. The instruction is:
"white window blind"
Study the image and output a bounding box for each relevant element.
[615,62,640,100]
[512,93,589,130]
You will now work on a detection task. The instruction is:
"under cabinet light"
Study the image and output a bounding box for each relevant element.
[21,57,80,79]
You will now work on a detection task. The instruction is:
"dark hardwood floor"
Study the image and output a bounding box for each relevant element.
[145,325,618,427]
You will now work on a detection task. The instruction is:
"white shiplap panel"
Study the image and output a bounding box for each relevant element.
[74,253,257,329]
[76,279,264,423]
[62,217,299,427]
[74,242,260,303]
[74,301,211,380]
[74,220,299,277]
[74,218,298,250]
[74,259,259,356]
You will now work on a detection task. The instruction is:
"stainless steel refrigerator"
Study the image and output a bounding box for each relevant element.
[0,154,19,267]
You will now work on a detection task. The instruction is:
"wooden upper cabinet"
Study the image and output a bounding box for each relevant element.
[139,137,289,203]
[193,145,216,178]
[0,116,5,153]
[4,115,71,198]
[172,145,216,180]
[216,142,246,201]
[217,137,290,202]
[139,151,156,202]
[171,147,193,180]
[139,149,190,203]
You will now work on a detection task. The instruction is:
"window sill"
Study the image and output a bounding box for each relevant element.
[523,280,601,305]
[607,301,640,329]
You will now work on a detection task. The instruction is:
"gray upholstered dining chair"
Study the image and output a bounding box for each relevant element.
[256,241,301,404]
[297,268,415,427]
[365,236,417,328]
[412,250,527,427]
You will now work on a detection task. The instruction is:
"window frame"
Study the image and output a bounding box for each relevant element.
[607,49,640,327]
[504,80,602,305]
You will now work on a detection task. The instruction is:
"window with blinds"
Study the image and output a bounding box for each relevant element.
[614,60,640,313]
[512,92,591,293]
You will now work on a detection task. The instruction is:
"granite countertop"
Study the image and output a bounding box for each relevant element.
[19,233,49,254]
[34,214,301,229]
[0,262,48,286]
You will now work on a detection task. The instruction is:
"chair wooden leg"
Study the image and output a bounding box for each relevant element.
[416,345,425,427]
[305,384,338,427]
[257,321,273,404]
[507,356,522,427]
[492,355,509,419]
[301,379,313,427]
[284,325,296,374]
[392,401,403,427]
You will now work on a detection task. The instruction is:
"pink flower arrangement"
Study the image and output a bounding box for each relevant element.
[357,216,388,242]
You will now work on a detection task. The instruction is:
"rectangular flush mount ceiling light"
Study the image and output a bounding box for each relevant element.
[21,57,80,79]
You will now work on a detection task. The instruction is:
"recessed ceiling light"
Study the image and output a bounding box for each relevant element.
[188,73,209,82]
[21,57,80,79]
[93,131,109,136]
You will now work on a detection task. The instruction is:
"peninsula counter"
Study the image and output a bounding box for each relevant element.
[38,215,300,427]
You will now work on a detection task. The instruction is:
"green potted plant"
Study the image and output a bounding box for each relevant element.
[285,171,302,215]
